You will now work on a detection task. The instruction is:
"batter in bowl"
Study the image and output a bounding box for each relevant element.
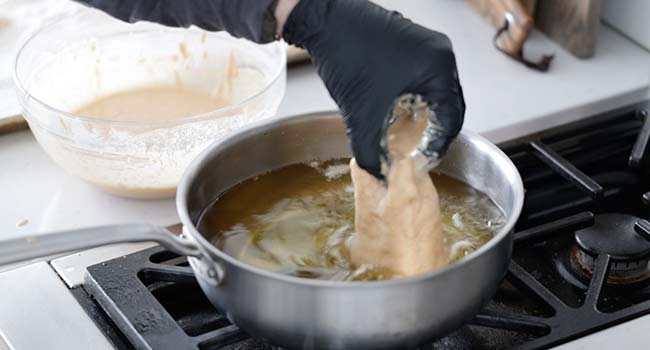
[75,86,231,122]
[70,53,239,198]
[75,53,238,122]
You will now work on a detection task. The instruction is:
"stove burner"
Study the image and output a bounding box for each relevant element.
[571,214,650,285]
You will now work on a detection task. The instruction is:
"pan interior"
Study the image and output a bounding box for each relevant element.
[196,156,506,281]
[179,112,523,284]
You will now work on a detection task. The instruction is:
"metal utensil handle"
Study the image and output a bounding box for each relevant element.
[0,224,201,266]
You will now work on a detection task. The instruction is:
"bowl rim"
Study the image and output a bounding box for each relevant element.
[177,111,526,288]
[13,12,287,127]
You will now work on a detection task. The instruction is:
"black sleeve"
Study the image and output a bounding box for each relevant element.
[74,0,277,43]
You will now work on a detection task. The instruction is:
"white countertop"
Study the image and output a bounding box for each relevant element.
[1,1,650,349]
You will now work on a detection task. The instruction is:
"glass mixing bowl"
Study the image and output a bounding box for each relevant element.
[14,10,286,199]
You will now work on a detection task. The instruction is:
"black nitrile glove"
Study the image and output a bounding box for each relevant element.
[284,0,465,178]
[74,0,278,43]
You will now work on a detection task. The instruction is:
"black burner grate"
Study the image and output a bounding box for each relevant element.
[83,248,251,350]
[76,101,650,350]
[83,246,546,350]
[480,211,650,350]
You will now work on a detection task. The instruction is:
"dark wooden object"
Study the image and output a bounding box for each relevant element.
[535,0,601,58]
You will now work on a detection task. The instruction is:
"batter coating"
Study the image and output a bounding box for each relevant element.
[350,110,448,276]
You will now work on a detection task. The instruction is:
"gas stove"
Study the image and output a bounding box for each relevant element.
[8,101,650,350]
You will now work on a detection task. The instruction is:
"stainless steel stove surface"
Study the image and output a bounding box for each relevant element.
[72,101,650,350]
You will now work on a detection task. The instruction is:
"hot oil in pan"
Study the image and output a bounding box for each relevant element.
[198,159,506,281]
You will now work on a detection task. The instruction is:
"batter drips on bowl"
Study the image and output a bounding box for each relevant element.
[70,52,240,198]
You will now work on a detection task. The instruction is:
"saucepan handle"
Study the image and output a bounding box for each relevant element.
[0,224,202,266]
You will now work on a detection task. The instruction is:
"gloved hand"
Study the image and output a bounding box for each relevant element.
[284,0,465,178]
[73,0,279,43]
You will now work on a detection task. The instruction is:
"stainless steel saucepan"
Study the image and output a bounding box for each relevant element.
[0,111,524,349]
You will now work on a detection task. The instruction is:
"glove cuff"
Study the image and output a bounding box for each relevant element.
[283,0,331,47]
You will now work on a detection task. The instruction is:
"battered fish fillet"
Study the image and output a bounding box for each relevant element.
[350,111,448,276]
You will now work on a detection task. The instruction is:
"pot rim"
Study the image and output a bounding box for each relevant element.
[177,111,524,288]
